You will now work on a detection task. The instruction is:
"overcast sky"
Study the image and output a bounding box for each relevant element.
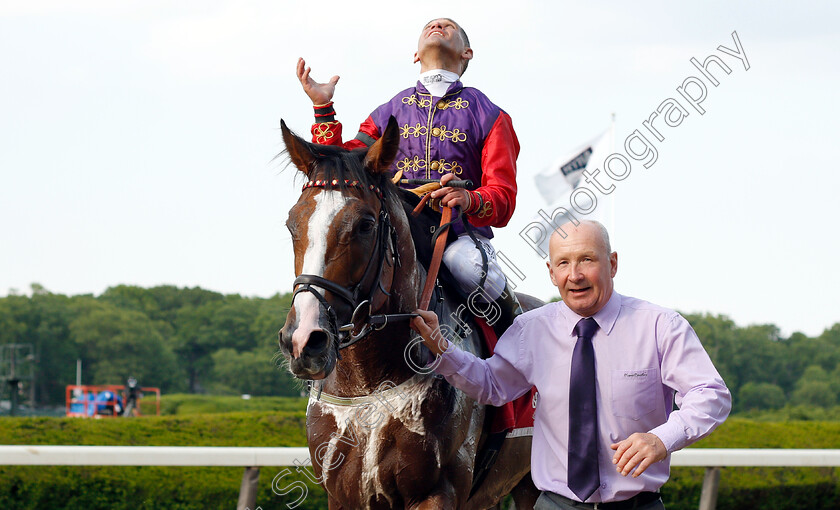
[2,1,838,337]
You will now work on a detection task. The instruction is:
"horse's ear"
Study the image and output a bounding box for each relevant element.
[281,119,316,175]
[364,116,400,175]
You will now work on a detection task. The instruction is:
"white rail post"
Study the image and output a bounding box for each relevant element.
[698,466,721,510]
[237,466,261,510]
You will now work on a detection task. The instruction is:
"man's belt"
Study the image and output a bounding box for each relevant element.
[550,491,661,510]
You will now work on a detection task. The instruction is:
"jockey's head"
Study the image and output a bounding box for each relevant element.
[414,18,473,76]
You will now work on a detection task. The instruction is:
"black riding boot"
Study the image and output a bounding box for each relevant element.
[491,280,524,338]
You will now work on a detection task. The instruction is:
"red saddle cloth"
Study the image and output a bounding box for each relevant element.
[473,317,537,435]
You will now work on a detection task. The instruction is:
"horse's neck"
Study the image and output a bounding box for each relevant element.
[322,202,480,397]
[323,230,426,396]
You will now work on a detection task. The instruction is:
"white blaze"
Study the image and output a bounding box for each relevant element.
[291,191,350,358]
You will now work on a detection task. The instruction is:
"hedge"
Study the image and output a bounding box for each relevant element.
[1,414,840,509]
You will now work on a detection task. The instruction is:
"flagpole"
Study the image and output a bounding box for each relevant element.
[610,112,616,237]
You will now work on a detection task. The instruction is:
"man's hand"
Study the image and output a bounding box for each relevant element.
[410,309,448,356]
[431,173,471,210]
[296,57,340,105]
[610,432,667,477]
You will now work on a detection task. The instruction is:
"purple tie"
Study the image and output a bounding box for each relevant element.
[569,317,600,501]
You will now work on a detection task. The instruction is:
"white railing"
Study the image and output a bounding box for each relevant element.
[0,445,310,466]
[1,446,838,510]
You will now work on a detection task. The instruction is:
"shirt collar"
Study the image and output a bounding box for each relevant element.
[415,78,464,97]
[559,290,623,338]
[419,68,460,84]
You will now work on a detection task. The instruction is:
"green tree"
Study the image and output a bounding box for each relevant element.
[173,301,228,393]
[792,365,838,408]
[211,348,300,396]
[30,292,83,404]
[792,381,837,408]
[70,303,181,391]
[737,382,786,410]
[0,290,85,405]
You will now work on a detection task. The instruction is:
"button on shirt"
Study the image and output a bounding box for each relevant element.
[430,291,731,503]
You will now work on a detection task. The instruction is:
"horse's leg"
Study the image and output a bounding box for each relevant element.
[463,436,533,510]
[412,493,457,510]
[406,477,457,510]
[511,472,540,509]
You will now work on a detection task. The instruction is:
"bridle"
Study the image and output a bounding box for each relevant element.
[291,179,414,352]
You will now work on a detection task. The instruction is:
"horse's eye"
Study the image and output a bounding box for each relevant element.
[358,219,376,234]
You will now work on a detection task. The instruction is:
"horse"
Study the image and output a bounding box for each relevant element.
[277,117,541,509]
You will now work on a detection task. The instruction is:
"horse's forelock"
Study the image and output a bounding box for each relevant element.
[300,144,400,201]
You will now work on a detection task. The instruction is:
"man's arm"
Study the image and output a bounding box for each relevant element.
[411,309,531,406]
[611,314,731,477]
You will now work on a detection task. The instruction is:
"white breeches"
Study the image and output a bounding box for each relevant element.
[442,234,506,301]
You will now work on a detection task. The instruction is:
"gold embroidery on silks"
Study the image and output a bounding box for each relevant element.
[477,200,493,219]
[431,125,467,143]
[401,94,432,108]
[400,123,428,139]
[438,98,470,110]
[396,156,426,173]
[313,122,339,143]
[396,157,462,175]
[430,160,463,175]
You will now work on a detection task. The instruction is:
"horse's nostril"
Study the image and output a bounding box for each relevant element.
[307,330,330,353]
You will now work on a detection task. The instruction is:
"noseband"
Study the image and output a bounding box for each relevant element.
[292,179,410,351]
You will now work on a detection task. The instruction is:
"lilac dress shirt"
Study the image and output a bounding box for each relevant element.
[431,291,731,503]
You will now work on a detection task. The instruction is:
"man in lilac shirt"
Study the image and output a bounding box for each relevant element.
[411,220,731,509]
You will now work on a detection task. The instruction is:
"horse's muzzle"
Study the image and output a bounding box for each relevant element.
[278,325,337,380]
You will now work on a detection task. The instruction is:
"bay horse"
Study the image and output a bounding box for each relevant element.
[278,118,540,509]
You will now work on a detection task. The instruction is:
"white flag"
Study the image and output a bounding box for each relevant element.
[534,128,611,205]
[521,125,615,259]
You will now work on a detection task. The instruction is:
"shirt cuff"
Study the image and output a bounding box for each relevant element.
[649,419,688,453]
[422,340,465,376]
[314,102,336,123]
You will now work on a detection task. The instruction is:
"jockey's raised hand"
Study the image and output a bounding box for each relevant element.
[296,57,340,105]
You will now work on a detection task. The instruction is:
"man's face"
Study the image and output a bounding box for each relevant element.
[415,18,467,62]
[546,223,618,317]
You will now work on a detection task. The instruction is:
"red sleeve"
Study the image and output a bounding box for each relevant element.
[311,104,380,149]
[467,111,519,228]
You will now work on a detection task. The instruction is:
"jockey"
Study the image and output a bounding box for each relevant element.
[295,17,522,330]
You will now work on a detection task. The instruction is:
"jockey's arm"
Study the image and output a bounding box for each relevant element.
[310,106,378,149]
[297,57,372,149]
[430,112,519,223]
[463,112,519,228]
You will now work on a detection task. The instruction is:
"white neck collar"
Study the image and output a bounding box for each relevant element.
[419,69,460,97]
